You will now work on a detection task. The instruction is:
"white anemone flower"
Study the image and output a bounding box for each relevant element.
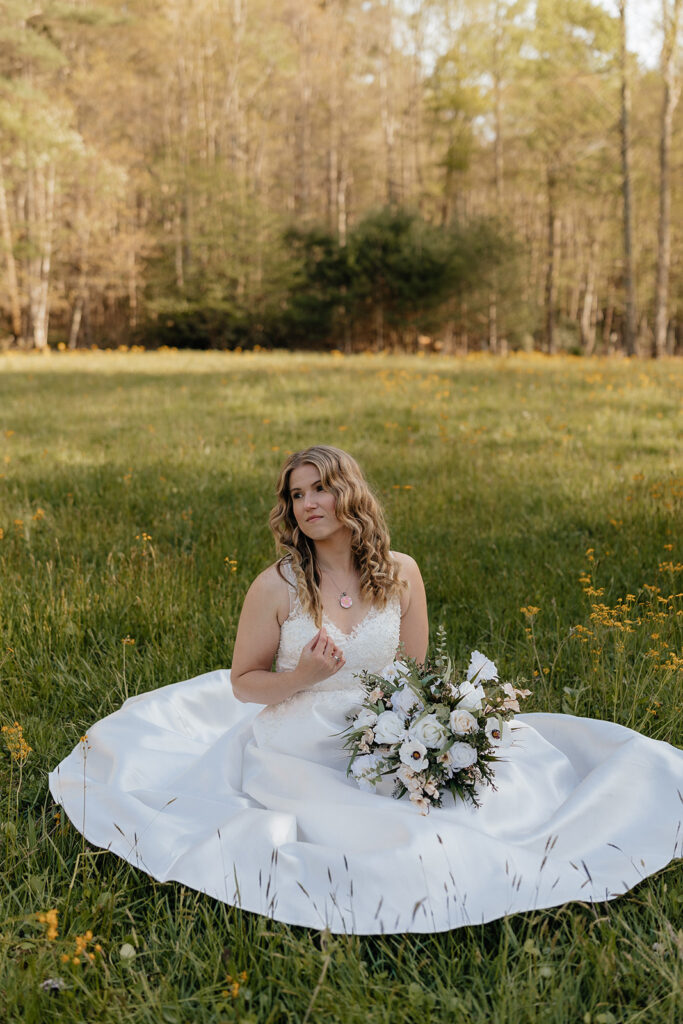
[485,718,512,747]
[399,738,428,772]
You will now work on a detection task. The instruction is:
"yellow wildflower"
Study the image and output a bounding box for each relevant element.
[37,909,59,941]
[2,722,32,763]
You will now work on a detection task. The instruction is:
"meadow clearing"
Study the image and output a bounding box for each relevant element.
[0,349,681,1023]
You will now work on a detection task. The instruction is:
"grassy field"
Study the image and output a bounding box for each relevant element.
[0,349,681,1023]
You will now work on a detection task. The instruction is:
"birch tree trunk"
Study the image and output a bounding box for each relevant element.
[544,168,560,354]
[581,238,598,355]
[654,0,681,358]
[378,1,398,205]
[0,162,22,341]
[27,161,56,350]
[619,0,637,356]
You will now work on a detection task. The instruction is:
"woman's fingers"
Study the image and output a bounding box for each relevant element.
[303,629,345,673]
[310,627,327,651]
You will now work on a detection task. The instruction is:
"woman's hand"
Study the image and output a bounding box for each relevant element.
[293,628,346,687]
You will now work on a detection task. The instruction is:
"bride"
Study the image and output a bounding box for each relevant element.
[49,445,682,934]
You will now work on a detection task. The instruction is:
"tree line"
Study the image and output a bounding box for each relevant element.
[0,0,680,355]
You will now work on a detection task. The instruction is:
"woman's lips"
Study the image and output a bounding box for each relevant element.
[306,515,323,522]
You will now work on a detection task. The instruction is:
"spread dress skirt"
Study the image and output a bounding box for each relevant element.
[49,565,683,935]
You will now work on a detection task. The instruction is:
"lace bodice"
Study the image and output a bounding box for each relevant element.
[275,560,401,691]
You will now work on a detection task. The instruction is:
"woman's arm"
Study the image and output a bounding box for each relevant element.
[230,565,346,705]
[393,552,429,662]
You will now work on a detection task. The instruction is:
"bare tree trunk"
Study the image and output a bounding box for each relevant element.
[488,0,505,353]
[406,4,425,204]
[654,0,681,357]
[69,205,90,350]
[619,0,637,355]
[337,141,348,246]
[0,162,22,341]
[581,238,599,355]
[27,161,56,350]
[128,244,138,331]
[293,13,312,215]
[544,169,560,354]
[379,1,397,205]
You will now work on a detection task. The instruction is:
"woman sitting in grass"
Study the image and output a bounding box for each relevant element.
[50,445,683,934]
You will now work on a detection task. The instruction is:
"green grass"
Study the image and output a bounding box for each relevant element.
[0,349,681,1023]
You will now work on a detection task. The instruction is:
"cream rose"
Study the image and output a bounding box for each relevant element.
[373,710,407,745]
[408,713,449,750]
[449,708,480,736]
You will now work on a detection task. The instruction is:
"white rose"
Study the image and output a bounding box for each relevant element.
[353,708,378,730]
[350,753,383,790]
[373,710,407,745]
[467,650,498,684]
[454,679,485,713]
[380,660,409,684]
[486,718,512,747]
[399,738,428,772]
[390,684,423,718]
[408,713,449,750]
[445,741,478,771]
[449,708,480,736]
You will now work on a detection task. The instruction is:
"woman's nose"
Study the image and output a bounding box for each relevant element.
[303,491,318,508]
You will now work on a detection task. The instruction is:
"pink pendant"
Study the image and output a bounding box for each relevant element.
[339,593,353,609]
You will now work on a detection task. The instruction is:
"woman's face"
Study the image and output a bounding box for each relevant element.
[289,463,343,541]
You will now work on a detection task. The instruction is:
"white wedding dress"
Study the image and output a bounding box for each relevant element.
[50,565,683,934]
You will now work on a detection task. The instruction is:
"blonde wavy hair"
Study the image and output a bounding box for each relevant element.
[269,445,405,626]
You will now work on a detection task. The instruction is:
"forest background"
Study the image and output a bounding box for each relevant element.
[0,0,681,357]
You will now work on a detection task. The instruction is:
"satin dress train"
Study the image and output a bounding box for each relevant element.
[50,563,683,934]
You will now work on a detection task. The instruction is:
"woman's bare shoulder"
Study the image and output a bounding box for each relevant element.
[390,550,424,614]
[247,560,293,623]
[390,550,422,578]
[249,560,291,595]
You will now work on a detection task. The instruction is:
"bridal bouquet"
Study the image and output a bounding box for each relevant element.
[344,629,531,814]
